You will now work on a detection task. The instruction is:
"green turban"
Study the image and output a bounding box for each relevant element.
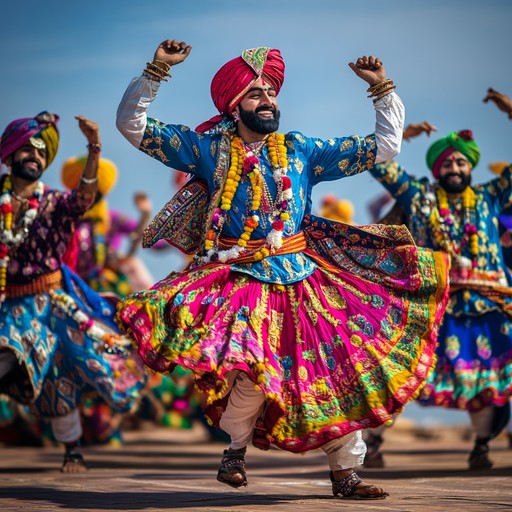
[426,130,480,178]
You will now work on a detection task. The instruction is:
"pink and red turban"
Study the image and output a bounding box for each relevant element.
[196,47,285,133]
[0,111,60,168]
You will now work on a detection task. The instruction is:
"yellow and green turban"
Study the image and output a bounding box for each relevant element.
[61,155,118,196]
[426,129,480,179]
[0,111,59,168]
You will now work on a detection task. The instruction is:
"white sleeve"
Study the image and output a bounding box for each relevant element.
[373,91,405,163]
[116,75,161,148]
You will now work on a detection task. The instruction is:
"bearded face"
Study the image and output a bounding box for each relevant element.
[238,103,281,134]
[437,153,472,194]
[438,170,472,194]
[10,144,46,182]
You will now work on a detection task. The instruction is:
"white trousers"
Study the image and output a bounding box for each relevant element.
[0,349,82,444]
[218,372,366,470]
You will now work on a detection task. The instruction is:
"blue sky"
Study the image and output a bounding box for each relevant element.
[3,0,509,425]
[2,0,511,281]
[0,1,510,265]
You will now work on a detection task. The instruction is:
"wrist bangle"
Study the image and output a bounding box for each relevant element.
[80,175,98,184]
[87,143,101,154]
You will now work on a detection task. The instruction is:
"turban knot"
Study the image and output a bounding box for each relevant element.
[196,47,285,133]
[0,112,60,168]
[426,129,480,179]
[61,155,118,196]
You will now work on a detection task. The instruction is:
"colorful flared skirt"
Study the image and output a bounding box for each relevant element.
[0,266,147,418]
[116,244,448,453]
[418,310,512,411]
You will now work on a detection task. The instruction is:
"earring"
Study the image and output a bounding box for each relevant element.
[232,111,240,123]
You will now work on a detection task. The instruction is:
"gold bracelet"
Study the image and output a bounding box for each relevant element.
[153,59,171,72]
[367,79,393,94]
[372,86,397,103]
[143,67,168,82]
[146,61,172,79]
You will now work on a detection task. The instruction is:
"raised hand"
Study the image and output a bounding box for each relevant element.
[133,192,152,214]
[75,116,100,145]
[483,88,512,119]
[153,39,192,68]
[348,56,386,85]
[403,122,438,142]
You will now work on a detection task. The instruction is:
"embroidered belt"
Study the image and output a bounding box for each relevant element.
[218,231,307,264]
[6,270,63,298]
[450,268,508,290]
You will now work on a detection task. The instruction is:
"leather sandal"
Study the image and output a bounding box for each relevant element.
[217,448,248,488]
[330,471,388,500]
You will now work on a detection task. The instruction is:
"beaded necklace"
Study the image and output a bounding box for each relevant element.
[202,132,291,264]
[429,186,479,268]
[0,174,44,300]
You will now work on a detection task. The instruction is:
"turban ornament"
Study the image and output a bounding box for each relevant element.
[426,130,480,179]
[0,112,59,168]
[196,47,285,133]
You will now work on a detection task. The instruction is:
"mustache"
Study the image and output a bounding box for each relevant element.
[22,158,42,170]
[255,106,277,115]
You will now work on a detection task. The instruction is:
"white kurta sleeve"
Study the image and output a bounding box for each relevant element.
[373,91,405,163]
[116,76,161,148]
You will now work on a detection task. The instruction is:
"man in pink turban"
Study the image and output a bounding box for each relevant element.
[195,47,285,133]
[0,113,147,473]
[116,38,451,500]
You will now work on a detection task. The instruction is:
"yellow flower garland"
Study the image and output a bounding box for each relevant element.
[434,186,479,262]
[203,133,289,262]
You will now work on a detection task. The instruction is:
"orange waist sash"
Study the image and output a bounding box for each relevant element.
[218,231,307,264]
[6,270,63,298]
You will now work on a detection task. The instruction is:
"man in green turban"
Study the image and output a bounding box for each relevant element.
[368,107,512,472]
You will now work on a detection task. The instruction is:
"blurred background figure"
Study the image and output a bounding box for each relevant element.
[61,155,154,297]
[319,194,354,224]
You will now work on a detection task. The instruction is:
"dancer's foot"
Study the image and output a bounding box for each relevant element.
[330,469,388,499]
[468,437,493,470]
[217,447,247,488]
[61,450,88,473]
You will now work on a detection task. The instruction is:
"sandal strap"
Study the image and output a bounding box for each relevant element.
[220,448,246,469]
[330,471,363,497]
[63,451,85,464]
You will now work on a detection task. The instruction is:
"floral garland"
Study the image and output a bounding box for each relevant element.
[429,185,479,268]
[201,132,291,264]
[0,174,44,301]
[49,290,131,355]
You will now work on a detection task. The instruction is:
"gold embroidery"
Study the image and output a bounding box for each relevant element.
[268,309,283,352]
[286,286,303,344]
[169,134,182,152]
[303,280,340,326]
[298,366,308,381]
[304,300,319,325]
[294,158,304,174]
[338,159,349,172]
[340,139,354,151]
[322,286,347,310]
[314,165,324,176]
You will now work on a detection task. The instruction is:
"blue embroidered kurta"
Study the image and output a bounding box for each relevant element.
[371,160,512,410]
[140,118,377,284]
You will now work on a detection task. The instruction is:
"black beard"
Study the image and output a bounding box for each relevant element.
[438,172,472,194]
[11,157,44,182]
[238,104,280,134]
